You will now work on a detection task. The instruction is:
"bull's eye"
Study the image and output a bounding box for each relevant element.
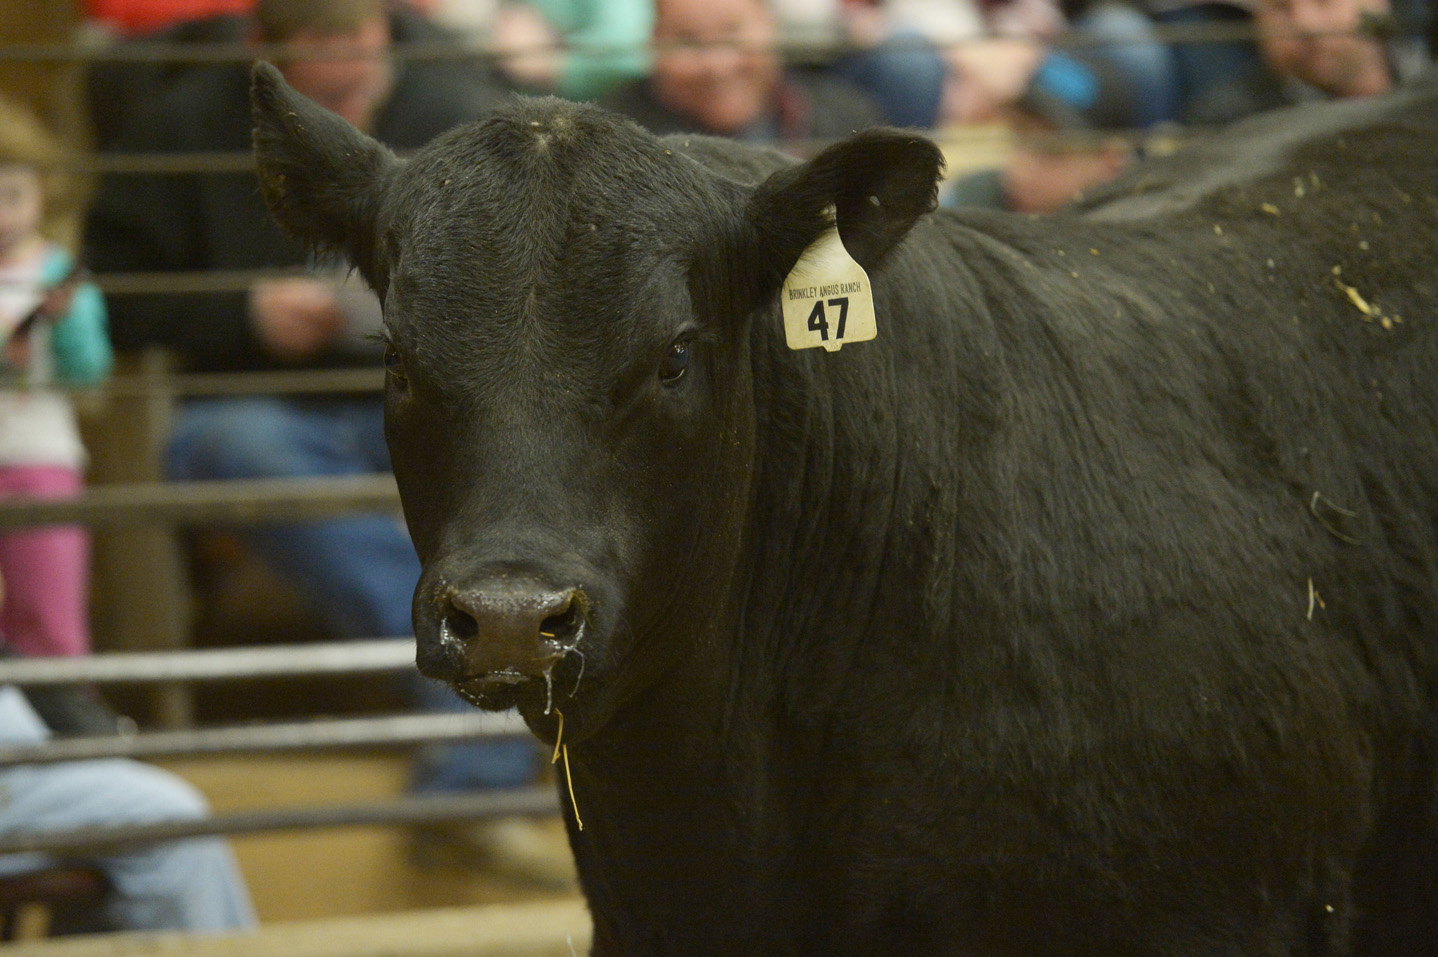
[382,341,407,386]
[659,340,690,384]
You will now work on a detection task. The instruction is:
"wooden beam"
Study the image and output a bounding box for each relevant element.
[0,475,401,528]
[0,900,592,957]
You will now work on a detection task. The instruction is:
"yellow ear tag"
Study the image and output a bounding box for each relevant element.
[780,212,876,353]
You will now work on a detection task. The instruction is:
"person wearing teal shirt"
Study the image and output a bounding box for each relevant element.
[492,0,654,102]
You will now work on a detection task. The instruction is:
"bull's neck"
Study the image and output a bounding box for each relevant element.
[734,241,1002,722]
[560,650,808,951]
[562,228,1006,950]
[740,328,901,651]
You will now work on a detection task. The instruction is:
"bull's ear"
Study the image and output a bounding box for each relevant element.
[250,61,397,286]
[739,129,944,303]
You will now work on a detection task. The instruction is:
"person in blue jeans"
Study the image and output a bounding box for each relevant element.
[0,686,257,933]
[84,0,570,883]
[166,397,536,796]
[0,567,255,933]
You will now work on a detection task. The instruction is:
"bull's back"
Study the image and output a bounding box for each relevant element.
[890,93,1438,952]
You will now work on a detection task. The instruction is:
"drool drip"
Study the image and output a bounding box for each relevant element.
[539,631,585,715]
[539,629,558,715]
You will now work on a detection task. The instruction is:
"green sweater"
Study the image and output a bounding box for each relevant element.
[530,0,654,101]
[42,247,112,387]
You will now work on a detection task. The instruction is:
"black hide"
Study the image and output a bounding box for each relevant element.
[253,61,1438,955]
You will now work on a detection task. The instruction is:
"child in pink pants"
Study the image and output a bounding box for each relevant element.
[0,469,91,657]
[0,100,112,657]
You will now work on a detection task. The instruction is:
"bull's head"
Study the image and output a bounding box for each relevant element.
[251,62,942,744]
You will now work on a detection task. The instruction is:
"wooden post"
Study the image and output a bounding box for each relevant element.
[82,349,194,727]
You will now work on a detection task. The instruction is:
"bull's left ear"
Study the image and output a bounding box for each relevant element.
[740,129,944,302]
[250,61,399,288]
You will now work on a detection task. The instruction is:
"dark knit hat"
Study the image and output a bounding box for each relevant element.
[1016,48,1140,133]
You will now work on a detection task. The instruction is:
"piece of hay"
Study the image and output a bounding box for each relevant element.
[552,710,585,831]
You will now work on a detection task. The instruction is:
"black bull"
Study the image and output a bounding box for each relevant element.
[252,62,1438,955]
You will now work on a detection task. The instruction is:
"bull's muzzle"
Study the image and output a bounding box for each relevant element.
[416,578,588,693]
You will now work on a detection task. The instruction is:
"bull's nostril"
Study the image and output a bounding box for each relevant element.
[539,596,585,647]
[442,607,479,645]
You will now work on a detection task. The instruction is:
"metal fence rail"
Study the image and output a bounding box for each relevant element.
[0,787,560,856]
[0,711,527,766]
[0,640,546,851]
[110,367,384,398]
[0,474,401,528]
[0,22,1307,68]
[0,639,415,686]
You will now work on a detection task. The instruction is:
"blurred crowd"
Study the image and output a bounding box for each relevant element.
[0,0,1431,936]
[71,0,1437,210]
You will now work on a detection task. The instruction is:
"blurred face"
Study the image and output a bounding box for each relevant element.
[652,0,780,134]
[0,165,43,261]
[1256,0,1392,97]
[1001,121,1129,214]
[278,17,394,131]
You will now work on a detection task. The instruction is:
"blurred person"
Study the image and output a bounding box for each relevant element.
[0,568,256,934]
[945,0,1181,128]
[0,98,111,661]
[1198,0,1430,116]
[1068,0,1182,125]
[482,0,655,102]
[841,1,968,128]
[602,0,883,143]
[794,0,1162,130]
[1255,0,1419,96]
[944,50,1138,211]
[768,0,958,128]
[1134,0,1266,123]
[83,0,571,884]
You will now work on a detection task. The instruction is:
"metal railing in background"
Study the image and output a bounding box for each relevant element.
[0,474,400,529]
[0,18,1419,69]
[0,638,414,686]
[0,788,559,856]
[0,711,524,765]
[0,356,392,728]
[0,640,556,854]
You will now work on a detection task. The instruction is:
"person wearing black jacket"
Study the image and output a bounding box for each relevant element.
[83,1,565,879]
[85,0,512,372]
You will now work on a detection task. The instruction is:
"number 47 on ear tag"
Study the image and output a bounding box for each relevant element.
[780,215,877,353]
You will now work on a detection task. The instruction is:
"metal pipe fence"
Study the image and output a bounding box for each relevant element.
[0,639,413,686]
[1,17,1424,67]
[0,640,546,848]
[0,25,1285,68]
[0,787,560,856]
[0,711,527,766]
[0,474,401,529]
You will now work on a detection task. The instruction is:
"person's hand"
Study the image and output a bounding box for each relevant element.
[38,280,76,320]
[1,276,78,371]
[943,38,1045,124]
[249,278,348,360]
[2,331,30,370]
